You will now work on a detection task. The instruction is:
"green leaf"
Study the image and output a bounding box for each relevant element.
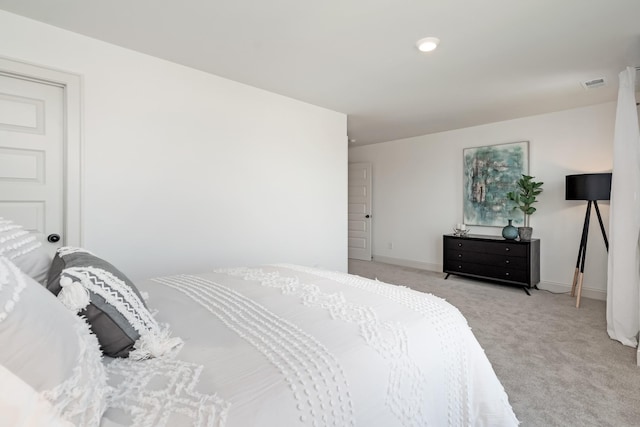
[506,174,543,218]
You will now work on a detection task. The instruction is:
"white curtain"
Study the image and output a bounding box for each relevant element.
[606,66,640,348]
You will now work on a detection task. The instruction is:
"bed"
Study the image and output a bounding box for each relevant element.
[0,219,519,427]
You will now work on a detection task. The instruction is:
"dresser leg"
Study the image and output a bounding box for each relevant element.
[523,286,531,296]
[444,273,450,280]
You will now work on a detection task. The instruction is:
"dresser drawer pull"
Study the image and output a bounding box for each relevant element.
[457,254,463,258]
[505,260,510,264]
[505,247,510,252]
[505,272,510,276]
[457,243,463,247]
[457,265,462,269]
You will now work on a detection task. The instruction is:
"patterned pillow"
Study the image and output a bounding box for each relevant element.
[0,217,51,284]
[0,256,107,426]
[46,247,181,359]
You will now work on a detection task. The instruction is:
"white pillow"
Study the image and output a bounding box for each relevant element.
[0,256,107,426]
[0,364,74,427]
[0,217,51,284]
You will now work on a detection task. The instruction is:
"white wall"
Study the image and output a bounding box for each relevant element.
[349,103,615,299]
[0,10,348,279]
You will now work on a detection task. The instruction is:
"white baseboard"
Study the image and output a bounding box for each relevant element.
[370,255,607,301]
[372,255,440,273]
[537,280,606,301]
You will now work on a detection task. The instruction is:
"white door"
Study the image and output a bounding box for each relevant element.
[0,73,65,255]
[348,162,372,260]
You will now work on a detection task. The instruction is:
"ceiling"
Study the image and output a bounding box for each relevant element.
[1,0,639,146]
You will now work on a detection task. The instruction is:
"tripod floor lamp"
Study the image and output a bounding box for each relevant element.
[566,173,612,308]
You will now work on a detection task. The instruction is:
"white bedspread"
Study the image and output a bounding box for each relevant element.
[101,265,518,427]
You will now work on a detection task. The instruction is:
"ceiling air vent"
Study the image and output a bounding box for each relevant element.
[581,77,607,90]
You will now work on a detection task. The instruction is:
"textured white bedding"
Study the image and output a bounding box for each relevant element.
[101,265,518,427]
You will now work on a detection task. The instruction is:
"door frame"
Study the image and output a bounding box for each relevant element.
[0,56,82,247]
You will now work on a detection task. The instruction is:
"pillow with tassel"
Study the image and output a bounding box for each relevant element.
[46,247,181,359]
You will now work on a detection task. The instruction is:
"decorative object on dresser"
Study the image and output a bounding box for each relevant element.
[501,219,519,240]
[506,174,544,241]
[453,223,470,237]
[463,141,529,227]
[565,172,612,308]
[443,234,540,295]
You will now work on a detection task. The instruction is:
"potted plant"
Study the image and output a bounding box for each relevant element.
[506,174,544,241]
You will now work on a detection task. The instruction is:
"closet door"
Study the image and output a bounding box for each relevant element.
[0,73,64,255]
[348,162,372,260]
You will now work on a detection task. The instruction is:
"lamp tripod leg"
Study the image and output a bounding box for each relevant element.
[572,201,592,307]
[593,201,609,252]
[575,272,585,308]
[571,268,579,297]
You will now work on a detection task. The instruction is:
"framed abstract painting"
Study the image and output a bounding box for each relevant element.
[463,141,529,227]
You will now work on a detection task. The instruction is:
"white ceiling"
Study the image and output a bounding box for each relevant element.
[1,0,639,146]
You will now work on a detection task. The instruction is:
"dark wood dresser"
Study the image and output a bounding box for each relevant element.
[443,234,540,291]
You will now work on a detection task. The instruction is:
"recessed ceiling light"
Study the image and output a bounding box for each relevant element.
[416,37,440,52]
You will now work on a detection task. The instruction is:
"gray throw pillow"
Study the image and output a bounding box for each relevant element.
[46,247,181,359]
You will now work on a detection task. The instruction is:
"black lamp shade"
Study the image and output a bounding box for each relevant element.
[565,173,612,201]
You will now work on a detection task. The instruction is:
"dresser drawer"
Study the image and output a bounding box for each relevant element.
[444,260,528,283]
[446,249,528,270]
[445,237,527,257]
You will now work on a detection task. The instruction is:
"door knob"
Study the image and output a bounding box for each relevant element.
[47,234,61,243]
[365,215,371,218]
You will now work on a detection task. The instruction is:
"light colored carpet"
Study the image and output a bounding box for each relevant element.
[348,259,640,427]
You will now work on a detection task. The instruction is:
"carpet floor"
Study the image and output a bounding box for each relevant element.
[348,259,640,427]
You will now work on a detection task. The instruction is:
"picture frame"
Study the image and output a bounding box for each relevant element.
[463,141,529,227]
